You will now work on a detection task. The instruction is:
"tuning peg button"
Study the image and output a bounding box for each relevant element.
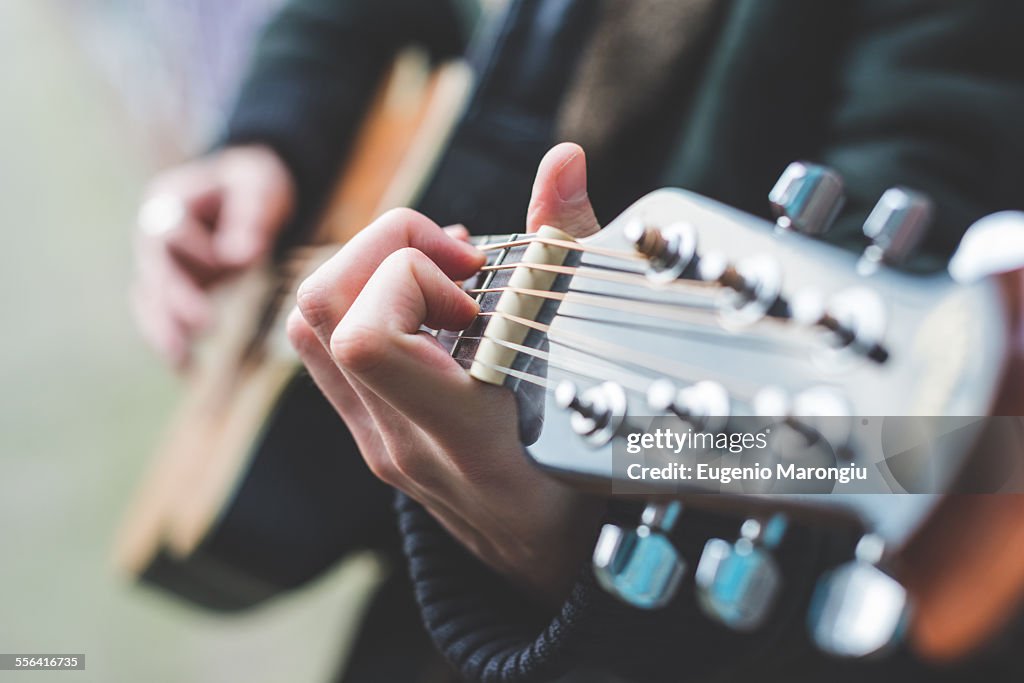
[769,162,846,236]
[647,379,731,432]
[808,534,909,657]
[626,221,699,283]
[696,515,787,630]
[754,386,854,456]
[556,380,628,446]
[861,188,933,270]
[593,502,685,610]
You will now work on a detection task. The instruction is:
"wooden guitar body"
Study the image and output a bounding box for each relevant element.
[114,53,472,608]
[116,56,1024,672]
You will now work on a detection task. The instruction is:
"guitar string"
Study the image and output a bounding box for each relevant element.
[470,284,717,310]
[551,311,813,357]
[465,237,780,398]
[477,236,646,263]
[478,261,720,295]
[468,286,811,356]
[453,356,647,402]
[469,285,720,324]
[452,356,551,390]
[477,311,760,399]
[278,239,784,399]
[465,338,650,392]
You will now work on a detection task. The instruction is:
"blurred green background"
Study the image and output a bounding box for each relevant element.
[0,2,374,681]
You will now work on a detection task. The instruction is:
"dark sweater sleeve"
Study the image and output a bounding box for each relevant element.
[221,0,479,236]
[819,0,1024,266]
[395,492,856,683]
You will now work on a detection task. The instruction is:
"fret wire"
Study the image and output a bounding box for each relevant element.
[477,238,536,252]
[451,233,521,355]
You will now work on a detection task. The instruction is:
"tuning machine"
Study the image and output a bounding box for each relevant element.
[699,252,786,325]
[626,220,699,283]
[647,379,731,432]
[769,162,846,236]
[809,534,909,657]
[695,515,788,630]
[791,287,889,363]
[859,188,933,274]
[754,386,854,459]
[556,380,628,447]
[593,501,686,610]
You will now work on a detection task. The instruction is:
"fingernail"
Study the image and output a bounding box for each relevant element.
[556,153,588,202]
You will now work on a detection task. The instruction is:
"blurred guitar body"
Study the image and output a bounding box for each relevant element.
[111,48,1024,673]
[113,51,473,609]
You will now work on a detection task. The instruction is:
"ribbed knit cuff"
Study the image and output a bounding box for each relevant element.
[395,491,835,683]
[394,491,862,683]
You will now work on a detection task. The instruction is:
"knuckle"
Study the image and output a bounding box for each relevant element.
[365,452,399,485]
[329,324,385,374]
[385,246,427,272]
[370,207,433,243]
[391,448,423,481]
[378,206,425,230]
[389,447,431,483]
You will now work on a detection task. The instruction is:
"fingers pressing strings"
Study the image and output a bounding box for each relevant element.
[296,208,484,347]
[328,247,484,427]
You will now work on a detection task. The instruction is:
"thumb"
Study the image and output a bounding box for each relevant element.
[526,142,601,238]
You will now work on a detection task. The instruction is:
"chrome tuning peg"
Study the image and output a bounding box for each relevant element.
[699,252,785,325]
[790,287,889,363]
[625,220,699,283]
[695,515,788,630]
[860,188,933,272]
[593,501,686,610]
[754,386,854,459]
[769,162,846,236]
[808,534,909,658]
[555,380,628,447]
[647,379,731,432]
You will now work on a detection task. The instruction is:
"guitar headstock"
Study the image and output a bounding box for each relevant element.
[448,164,1024,661]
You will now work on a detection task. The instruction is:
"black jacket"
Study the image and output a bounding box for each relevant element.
[223,1,1024,681]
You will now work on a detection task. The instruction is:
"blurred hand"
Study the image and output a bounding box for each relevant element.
[287,143,605,602]
[131,144,295,368]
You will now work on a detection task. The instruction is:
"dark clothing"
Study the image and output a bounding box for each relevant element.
[225,0,1024,264]
[223,1,1024,681]
[224,0,477,237]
